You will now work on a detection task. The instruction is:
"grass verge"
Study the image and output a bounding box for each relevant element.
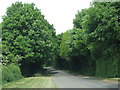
[3,76,57,88]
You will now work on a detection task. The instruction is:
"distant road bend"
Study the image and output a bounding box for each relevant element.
[45,67,119,88]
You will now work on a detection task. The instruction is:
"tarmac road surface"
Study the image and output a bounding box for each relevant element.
[45,67,119,89]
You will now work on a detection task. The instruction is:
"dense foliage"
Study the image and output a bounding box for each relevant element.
[57,2,120,77]
[2,64,22,84]
[2,2,57,76]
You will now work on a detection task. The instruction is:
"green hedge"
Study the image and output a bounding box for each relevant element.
[96,58,119,78]
[2,64,23,84]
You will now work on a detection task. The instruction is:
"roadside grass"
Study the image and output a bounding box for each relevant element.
[3,76,57,88]
[103,78,120,82]
[3,69,57,88]
[83,76,120,83]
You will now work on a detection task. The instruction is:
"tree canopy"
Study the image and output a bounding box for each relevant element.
[2,2,57,76]
[57,2,120,77]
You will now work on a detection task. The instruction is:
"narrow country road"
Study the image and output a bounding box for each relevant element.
[45,67,119,88]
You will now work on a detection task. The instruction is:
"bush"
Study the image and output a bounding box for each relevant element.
[2,65,15,83]
[2,64,23,84]
[7,64,23,80]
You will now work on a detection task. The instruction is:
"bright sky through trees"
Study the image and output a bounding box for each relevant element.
[0,0,92,34]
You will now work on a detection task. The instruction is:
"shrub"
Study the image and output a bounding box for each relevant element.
[2,65,15,83]
[7,64,23,80]
[2,64,23,84]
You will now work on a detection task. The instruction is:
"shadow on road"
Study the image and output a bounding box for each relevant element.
[49,71,59,75]
[44,67,59,76]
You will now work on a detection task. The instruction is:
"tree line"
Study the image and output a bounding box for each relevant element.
[1,1,120,83]
[55,2,120,78]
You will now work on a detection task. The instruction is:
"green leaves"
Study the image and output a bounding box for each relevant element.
[2,2,57,76]
[57,2,120,77]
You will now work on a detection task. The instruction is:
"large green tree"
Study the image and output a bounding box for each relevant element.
[2,2,57,76]
[81,2,120,77]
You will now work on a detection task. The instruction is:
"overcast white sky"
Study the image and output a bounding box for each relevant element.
[0,0,92,34]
